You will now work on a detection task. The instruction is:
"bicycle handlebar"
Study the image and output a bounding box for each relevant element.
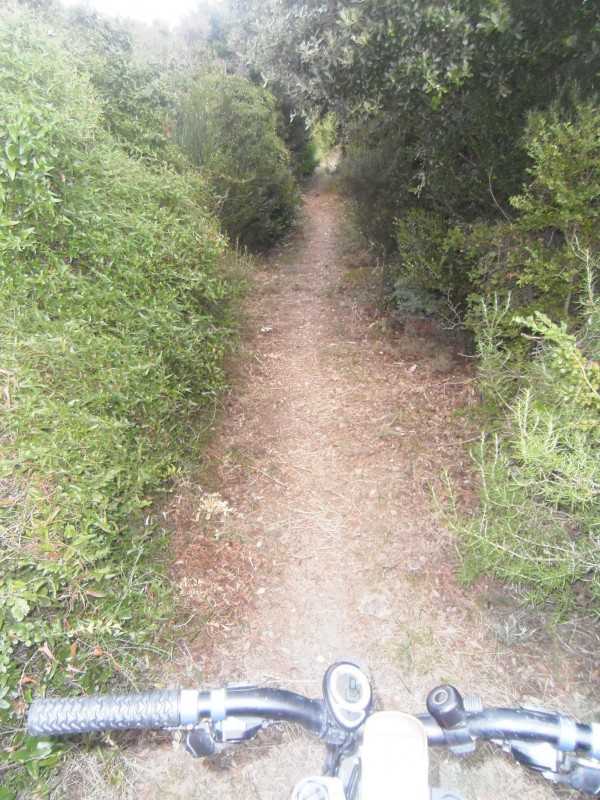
[28,684,600,761]
[29,690,184,736]
[418,709,600,757]
[28,687,325,737]
[27,678,600,796]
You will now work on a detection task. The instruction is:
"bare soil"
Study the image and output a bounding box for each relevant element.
[55,172,599,800]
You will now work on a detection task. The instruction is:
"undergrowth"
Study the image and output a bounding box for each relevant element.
[443,255,599,613]
[421,103,600,614]
[0,20,237,797]
[179,71,300,251]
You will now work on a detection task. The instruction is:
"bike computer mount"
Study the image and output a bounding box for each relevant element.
[323,661,372,731]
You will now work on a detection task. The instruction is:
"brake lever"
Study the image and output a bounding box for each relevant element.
[185,716,266,757]
[496,740,600,795]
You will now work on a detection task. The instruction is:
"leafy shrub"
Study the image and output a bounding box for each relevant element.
[465,102,600,348]
[445,254,600,612]
[243,0,599,239]
[80,15,182,165]
[337,116,416,254]
[311,113,338,163]
[179,72,300,250]
[0,21,231,795]
[283,114,318,179]
[391,273,448,320]
[392,210,473,315]
[511,102,600,245]
[276,97,318,180]
[27,5,187,167]
[385,102,600,345]
[442,103,600,614]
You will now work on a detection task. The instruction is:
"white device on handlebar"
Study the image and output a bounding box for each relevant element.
[290,711,433,800]
[323,662,372,731]
[317,662,431,800]
[293,661,454,800]
[361,712,430,800]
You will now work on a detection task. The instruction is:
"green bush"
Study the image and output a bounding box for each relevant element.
[338,116,417,254]
[386,102,600,343]
[22,4,188,168]
[392,210,472,317]
[442,103,600,614]
[179,72,300,250]
[442,244,600,613]
[277,98,319,180]
[511,102,600,245]
[76,11,183,165]
[0,21,231,795]
[445,253,599,612]
[311,113,338,164]
[391,272,449,320]
[465,102,600,348]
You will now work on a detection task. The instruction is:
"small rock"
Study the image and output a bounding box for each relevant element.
[359,593,392,619]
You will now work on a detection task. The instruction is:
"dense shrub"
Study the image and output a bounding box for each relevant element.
[392,211,471,316]
[74,10,183,165]
[22,4,188,167]
[277,97,318,180]
[445,275,599,609]
[386,101,600,611]
[179,72,300,250]
[311,113,338,163]
[337,115,417,254]
[442,102,600,611]
[385,102,600,338]
[0,21,231,794]
[465,102,600,349]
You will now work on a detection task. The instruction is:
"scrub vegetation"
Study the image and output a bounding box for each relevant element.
[179,72,300,250]
[1,0,599,795]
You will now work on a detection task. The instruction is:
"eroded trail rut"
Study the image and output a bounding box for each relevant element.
[65,175,598,800]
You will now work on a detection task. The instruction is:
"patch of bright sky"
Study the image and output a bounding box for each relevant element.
[59,0,210,28]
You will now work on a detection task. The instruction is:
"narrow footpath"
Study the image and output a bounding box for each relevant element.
[60,173,598,800]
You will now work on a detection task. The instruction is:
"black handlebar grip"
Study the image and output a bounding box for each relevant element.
[28,691,182,736]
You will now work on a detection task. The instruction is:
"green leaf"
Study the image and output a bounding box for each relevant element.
[5,142,18,161]
[10,598,31,622]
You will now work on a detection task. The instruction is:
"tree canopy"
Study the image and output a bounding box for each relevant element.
[236,0,599,120]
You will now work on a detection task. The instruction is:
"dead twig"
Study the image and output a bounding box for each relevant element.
[256,469,288,488]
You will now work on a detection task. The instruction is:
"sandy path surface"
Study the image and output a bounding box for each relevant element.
[56,173,598,800]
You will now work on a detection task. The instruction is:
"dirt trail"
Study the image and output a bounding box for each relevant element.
[60,173,598,800]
